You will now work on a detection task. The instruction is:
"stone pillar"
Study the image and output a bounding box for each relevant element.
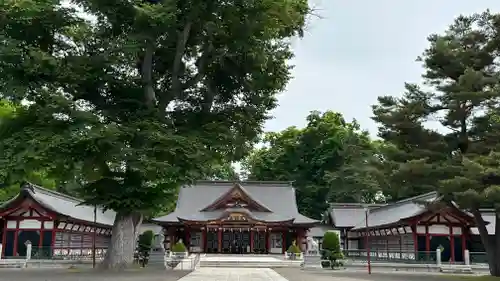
[436,248,441,266]
[26,241,32,261]
[464,249,470,266]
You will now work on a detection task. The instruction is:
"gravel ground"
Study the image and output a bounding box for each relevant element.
[0,268,190,281]
[273,267,458,281]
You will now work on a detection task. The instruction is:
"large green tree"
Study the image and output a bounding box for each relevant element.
[243,111,382,219]
[372,11,500,276]
[0,100,78,200]
[0,0,308,268]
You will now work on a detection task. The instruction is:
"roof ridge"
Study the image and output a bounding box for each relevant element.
[329,203,387,208]
[23,182,84,203]
[367,191,439,213]
[194,180,293,187]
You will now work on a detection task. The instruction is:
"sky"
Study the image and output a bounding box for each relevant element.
[265,0,500,137]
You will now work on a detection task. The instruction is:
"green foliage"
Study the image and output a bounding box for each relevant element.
[137,230,154,254]
[370,11,500,276]
[243,111,382,219]
[0,0,309,217]
[206,162,240,181]
[322,232,341,252]
[171,241,187,253]
[321,232,343,269]
[287,240,301,253]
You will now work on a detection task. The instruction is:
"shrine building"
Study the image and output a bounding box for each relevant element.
[0,182,114,258]
[153,181,318,254]
[326,191,493,263]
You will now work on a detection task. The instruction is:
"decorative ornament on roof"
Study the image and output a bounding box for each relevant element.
[232,190,242,199]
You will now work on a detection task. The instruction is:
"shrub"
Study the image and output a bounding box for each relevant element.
[322,231,341,252]
[321,232,343,269]
[137,230,154,254]
[287,240,301,253]
[171,241,187,252]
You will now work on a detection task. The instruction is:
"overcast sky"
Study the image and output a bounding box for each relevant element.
[265,0,500,137]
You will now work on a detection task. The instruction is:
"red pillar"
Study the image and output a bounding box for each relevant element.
[217,228,222,253]
[266,230,270,253]
[169,227,175,250]
[1,219,6,258]
[450,226,455,262]
[282,230,286,254]
[13,220,19,256]
[425,225,430,252]
[412,224,418,253]
[250,229,254,253]
[461,229,466,259]
[425,224,430,260]
[185,227,191,251]
[51,223,56,256]
[202,228,207,252]
[298,229,304,252]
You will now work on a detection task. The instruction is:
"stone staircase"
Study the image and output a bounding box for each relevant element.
[148,249,166,267]
[199,255,302,268]
[0,259,25,268]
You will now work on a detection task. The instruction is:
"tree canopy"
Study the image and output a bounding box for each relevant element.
[371,11,500,276]
[243,110,382,219]
[0,0,309,268]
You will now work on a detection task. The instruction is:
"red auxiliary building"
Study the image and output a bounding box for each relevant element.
[326,192,493,262]
[0,182,114,258]
[153,181,318,254]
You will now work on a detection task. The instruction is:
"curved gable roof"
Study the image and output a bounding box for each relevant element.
[154,181,318,225]
[0,182,115,226]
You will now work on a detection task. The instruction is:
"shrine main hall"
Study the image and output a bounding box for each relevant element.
[153,181,318,254]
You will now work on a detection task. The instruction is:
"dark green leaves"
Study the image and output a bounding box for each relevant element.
[0,0,309,214]
[243,111,381,219]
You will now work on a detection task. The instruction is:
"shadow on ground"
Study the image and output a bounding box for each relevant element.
[273,267,473,281]
[0,268,190,281]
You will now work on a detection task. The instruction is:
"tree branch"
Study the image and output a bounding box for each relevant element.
[157,22,192,118]
[141,39,156,108]
[182,42,213,91]
[202,78,216,112]
[471,208,495,269]
[171,22,193,97]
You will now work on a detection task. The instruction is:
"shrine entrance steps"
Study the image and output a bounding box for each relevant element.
[199,254,302,268]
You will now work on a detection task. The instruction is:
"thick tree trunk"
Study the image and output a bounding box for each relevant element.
[100,211,143,270]
[472,209,500,276]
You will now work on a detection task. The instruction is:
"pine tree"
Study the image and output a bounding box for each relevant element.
[372,11,500,276]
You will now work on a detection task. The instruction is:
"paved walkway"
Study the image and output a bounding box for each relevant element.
[0,269,189,281]
[202,255,283,262]
[273,268,452,281]
[178,268,289,281]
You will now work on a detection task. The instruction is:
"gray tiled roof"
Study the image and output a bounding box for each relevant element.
[329,203,386,228]
[153,181,318,225]
[351,192,439,230]
[1,182,115,226]
[308,225,336,238]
